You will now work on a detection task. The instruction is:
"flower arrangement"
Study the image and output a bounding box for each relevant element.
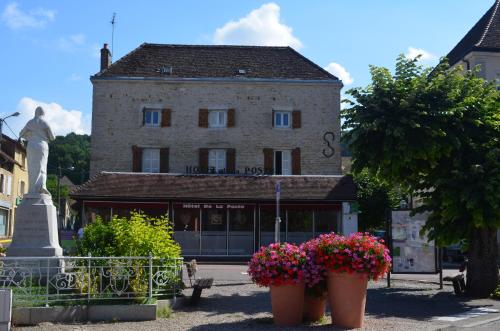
[315,232,391,280]
[248,242,307,287]
[300,237,328,297]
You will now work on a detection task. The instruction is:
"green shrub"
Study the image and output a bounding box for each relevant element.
[76,212,180,258]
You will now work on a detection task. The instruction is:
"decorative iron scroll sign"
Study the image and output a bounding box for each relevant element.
[322,132,335,158]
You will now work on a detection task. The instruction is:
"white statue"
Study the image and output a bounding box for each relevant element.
[19,106,55,195]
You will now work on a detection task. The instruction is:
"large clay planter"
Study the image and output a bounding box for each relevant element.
[327,271,368,328]
[270,283,305,326]
[303,293,326,322]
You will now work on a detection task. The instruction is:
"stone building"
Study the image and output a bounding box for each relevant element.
[72,43,357,257]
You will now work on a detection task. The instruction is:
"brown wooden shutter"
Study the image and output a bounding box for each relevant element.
[160,148,169,173]
[227,109,235,127]
[161,109,171,127]
[132,145,142,172]
[226,148,236,173]
[199,109,209,128]
[292,147,301,175]
[263,148,274,174]
[199,148,209,173]
[292,110,301,129]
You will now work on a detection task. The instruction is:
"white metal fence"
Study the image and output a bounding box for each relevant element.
[0,256,183,307]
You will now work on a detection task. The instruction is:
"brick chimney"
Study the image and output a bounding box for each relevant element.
[100,43,112,71]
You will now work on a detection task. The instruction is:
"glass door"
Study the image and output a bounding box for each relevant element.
[201,208,227,255]
[228,207,254,255]
[173,208,201,255]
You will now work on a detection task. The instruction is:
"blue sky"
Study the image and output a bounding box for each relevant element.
[0,0,495,137]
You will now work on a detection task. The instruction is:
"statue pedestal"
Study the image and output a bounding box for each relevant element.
[7,194,63,257]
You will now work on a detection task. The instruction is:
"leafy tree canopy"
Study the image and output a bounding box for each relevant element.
[48,133,90,185]
[342,55,500,297]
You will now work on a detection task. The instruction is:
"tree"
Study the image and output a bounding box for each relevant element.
[48,133,91,185]
[354,169,403,232]
[342,55,500,297]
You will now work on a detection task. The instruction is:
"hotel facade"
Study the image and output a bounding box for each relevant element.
[71,43,358,257]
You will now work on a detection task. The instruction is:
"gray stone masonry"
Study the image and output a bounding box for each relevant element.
[90,79,342,176]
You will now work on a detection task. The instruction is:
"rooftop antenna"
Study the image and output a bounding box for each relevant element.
[110,12,116,60]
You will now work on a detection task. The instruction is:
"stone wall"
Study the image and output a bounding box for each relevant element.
[90,79,342,176]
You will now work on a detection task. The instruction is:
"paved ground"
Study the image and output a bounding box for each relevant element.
[12,264,500,331]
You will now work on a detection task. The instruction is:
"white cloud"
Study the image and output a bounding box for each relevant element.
[1,2,55,29]
[2,97,90,138]
[58,33,87,52]
[213,3,302,49]
[69,73,82,81]
[324,62,353,85]
[405,47,437,62]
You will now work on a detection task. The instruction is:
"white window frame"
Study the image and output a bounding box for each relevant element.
[142,148,160,173]
[274,111,291,129]
[274,150,291,175]
[209,149,226,173]
[208,110,227,128]
[144,109,161,127]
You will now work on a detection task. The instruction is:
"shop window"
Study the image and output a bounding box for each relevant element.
[0,209,7,236]
[208,110,227,128]
[173,208,201,255]
[259,208,286,247]
[142,148,160,173]
[84,206,111,224]
[274,150,291,175]
[287,210,314,244]
[228,208,254,255]
[201,208,227,255]
[209,149,226,173]
[315,210,339,234]
[144,109,161,127]
[274,111,291,128]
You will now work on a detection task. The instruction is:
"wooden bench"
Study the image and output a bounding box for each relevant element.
[444,274,466,296]
[189,278,214,306]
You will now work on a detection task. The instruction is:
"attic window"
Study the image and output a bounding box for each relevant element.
[159,66,172,75]
[237,69,246,74]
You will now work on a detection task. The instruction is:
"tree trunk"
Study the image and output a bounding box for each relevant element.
[466,227,499,298]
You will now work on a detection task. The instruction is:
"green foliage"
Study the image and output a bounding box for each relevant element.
[157,305,173,318]
[342,55,500,246]
[46,174,69,207]
[48,133,90,185]
[76,212,181,258]
[354,169,404,231]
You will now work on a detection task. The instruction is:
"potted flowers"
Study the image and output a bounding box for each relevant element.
[301,238,328,322]
[316,232,391,328]
[248,243,307,326]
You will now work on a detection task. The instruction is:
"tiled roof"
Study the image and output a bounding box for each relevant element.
[446,0,500,66]
[71,172,356,201]
[93,44,338,81]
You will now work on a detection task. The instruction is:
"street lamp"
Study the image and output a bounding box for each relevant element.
[0,112,20,148]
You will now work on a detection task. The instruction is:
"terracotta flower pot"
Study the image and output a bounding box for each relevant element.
[270,283,305,326]
[327,271,368,328]
[303,293,326,322]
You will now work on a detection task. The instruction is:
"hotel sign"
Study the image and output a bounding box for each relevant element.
[185,166,268,175]
[176,203,249,209]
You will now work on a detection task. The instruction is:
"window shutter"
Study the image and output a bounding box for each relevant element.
[160,148,169,173]
[227,109,235,127]
[132,145,142,172]
[226,148,236,173]
[292,110,301,129]
[161,109,171,127]
[292,147,301,175]
[142,108,146,126]
[271,110,275,128]
[199,148,209,173]
[263,148,274,174]
[199,109,209,128]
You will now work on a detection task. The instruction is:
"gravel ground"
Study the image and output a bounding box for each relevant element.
[13,279,461,331]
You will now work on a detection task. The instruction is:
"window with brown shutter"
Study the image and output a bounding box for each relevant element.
[161,109,171,127]
[227,109,235,127]
[226,148,236,173]
[199,109,209,128]
[292,110,301,129]
[159,148,169,173]
[292,147,301,175]
[199,148,209,173]
[132,145,142,172]
[263,148,274,174]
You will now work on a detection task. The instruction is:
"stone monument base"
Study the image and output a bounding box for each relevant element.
[7,193,63,257]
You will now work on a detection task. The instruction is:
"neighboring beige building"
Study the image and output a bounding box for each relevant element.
[90,44,343,176]
[0,135,28,239]
[446,0,500,87]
